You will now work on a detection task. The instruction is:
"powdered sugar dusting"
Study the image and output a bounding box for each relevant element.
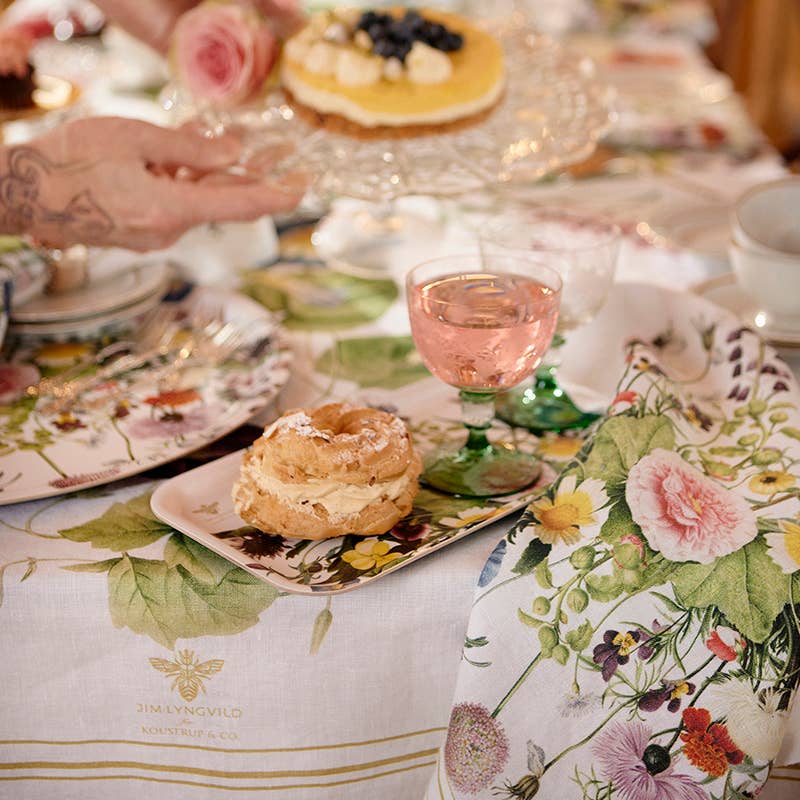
[262,411,332,442]
[262,407,408,453]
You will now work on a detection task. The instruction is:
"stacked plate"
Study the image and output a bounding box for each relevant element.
[6,247,171,341]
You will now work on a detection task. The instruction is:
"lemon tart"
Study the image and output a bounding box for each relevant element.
[280,7,505,137]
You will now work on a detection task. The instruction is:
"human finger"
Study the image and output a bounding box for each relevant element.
[254,0,306,37]
[169,173,307,226]
[137,123,243,171]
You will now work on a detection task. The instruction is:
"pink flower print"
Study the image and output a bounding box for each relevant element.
[126,405,220,440]
[49,467,121,489]
[593,721,709,800]
[0,362,39,405]
[705,627,746,662]
[444,702,509,794]
[626,449,757,564]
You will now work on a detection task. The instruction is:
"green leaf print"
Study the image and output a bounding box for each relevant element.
[564,620,593,652]
[781,426,800,442]
[414,487,484,519]
[63,559,122,573]
[107,554,279,649]
[240,265,397,331]
[599,499,639,544]
[585,571,624,602]
[59,491,172,552]
[583,415,675,487]
[672,537,790,643]
[512,539,551,576]
[164,534,235,584]
[309,605,333,655]
[315,336,429,390]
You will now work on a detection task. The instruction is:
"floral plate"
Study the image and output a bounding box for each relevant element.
[150,420,555,596]
[0,287,292,505]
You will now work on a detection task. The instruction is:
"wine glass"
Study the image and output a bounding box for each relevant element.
[480,207,621,432]
[406,252,561,496]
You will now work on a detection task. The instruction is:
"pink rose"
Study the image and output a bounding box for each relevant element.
[626,449,756,564]
[172,2,277,109]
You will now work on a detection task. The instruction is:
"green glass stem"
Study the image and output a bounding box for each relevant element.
[461,390,493,452]
[421,390,541,497]
[496,339,600,434]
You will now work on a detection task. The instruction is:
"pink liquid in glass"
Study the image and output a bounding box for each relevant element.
[408,272,560,391]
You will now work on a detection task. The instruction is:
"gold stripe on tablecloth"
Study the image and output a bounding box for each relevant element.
[0,761,437,791]
[0,727,446,753]
[0,746,439,779]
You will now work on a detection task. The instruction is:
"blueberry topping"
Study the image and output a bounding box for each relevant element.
[357,8,464,63]
[439,31,463,51]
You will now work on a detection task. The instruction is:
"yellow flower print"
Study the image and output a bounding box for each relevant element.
[439,506,498,528]
[527,474,609,546]
[35,341,93,366]
[341,539,402,571]
[537,436,582,460]
[765,520,800,574]
[748,471,795,496]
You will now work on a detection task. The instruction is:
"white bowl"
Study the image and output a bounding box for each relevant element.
[728,238,800,332]
[732,178,800,255]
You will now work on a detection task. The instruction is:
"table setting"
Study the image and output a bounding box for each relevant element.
[1,2,799,799]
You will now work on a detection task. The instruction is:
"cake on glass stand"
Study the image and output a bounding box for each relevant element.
[220,6,615,278]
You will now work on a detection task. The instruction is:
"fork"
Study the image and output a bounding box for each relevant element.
[29,306,176,403]
[42,314,244,414]
[150,322,245,393]
[36,307,190,415]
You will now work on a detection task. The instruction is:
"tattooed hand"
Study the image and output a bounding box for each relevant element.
[0,117,305,251]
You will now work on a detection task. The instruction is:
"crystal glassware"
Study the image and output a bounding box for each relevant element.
[480,207,621,432]
[407,252,561,496]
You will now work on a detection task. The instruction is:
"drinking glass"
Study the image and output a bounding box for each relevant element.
[407,253,561,496]
[480,207,621,432]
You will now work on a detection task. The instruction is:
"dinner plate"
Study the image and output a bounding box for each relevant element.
[0,287,292,505]
[695,273,800,348]
[12,260,171,323]
[8,284,167,339]
[0,242,50,308]
[151,424,554,596]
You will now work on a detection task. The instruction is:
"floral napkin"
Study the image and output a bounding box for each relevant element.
[426,307,800,798]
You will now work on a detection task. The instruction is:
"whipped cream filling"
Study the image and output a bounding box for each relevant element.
[235,458,411,519]
[281,63,505,127]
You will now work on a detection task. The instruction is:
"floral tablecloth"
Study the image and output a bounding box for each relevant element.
[424,283,800,799]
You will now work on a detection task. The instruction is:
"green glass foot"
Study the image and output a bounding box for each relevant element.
[496,368,600,434]
[422,444,542,497]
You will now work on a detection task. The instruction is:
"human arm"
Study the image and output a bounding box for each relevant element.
[0,116,305,251]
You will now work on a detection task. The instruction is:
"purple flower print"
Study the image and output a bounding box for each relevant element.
[639,679,697,713]
[593,629,642,681]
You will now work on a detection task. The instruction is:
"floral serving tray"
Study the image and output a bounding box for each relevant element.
[0,287,292,505]
[150,419,556,595]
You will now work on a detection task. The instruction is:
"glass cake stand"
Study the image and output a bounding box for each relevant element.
[179,21,616,276]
